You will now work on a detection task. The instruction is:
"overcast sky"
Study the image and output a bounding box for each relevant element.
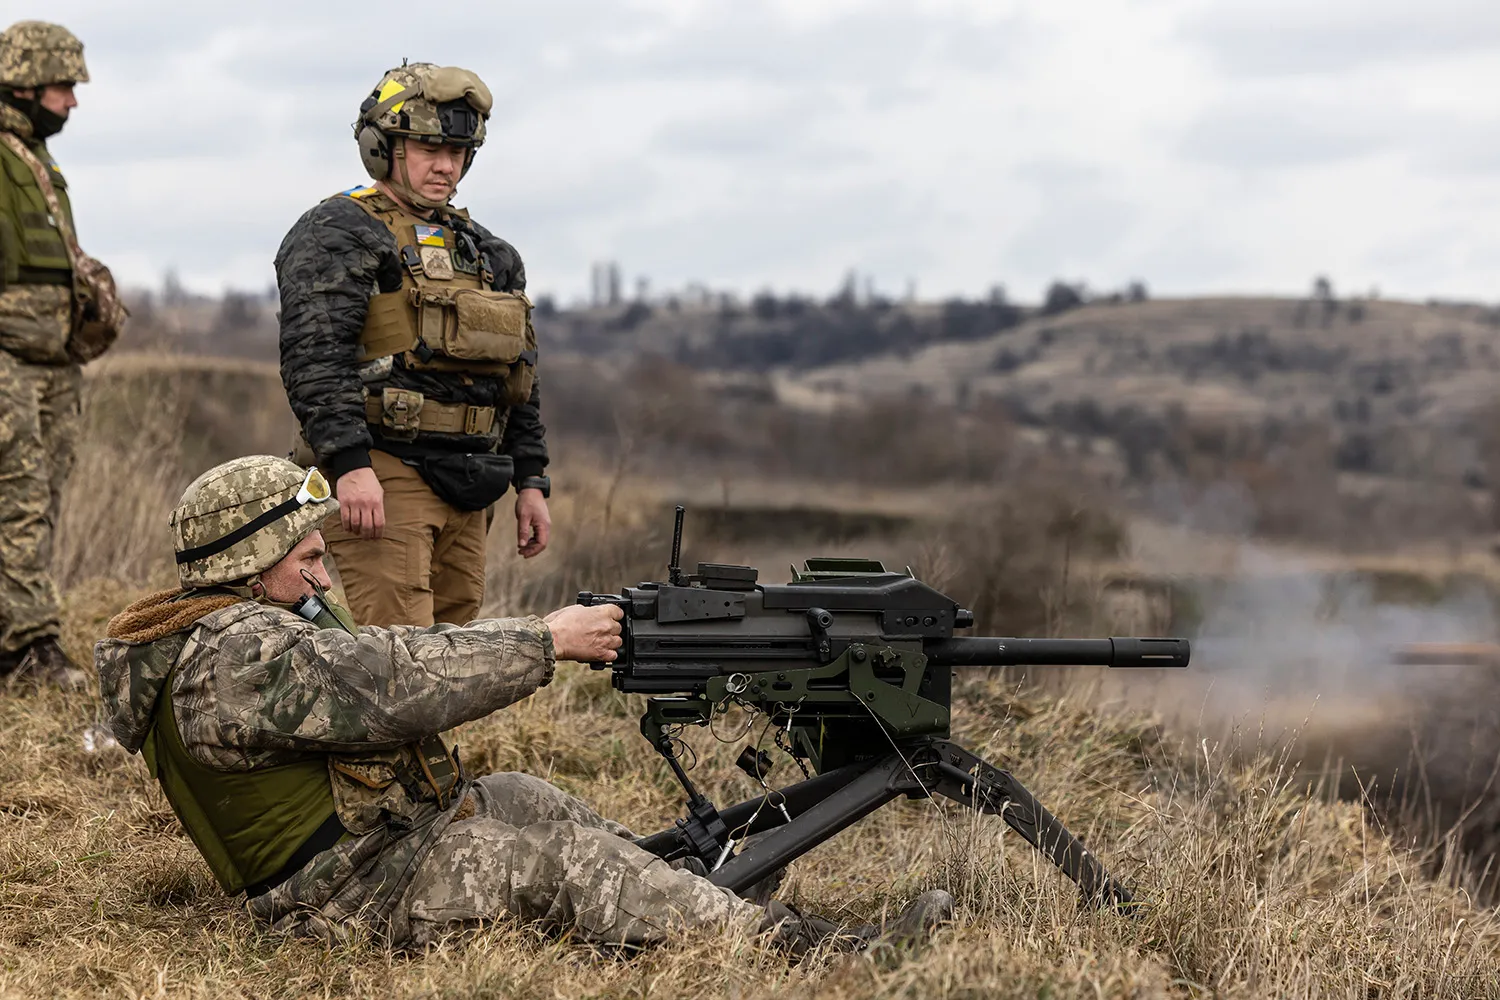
[27,0,1500,304]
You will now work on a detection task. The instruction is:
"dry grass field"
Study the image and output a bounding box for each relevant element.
[5,354,1500,997]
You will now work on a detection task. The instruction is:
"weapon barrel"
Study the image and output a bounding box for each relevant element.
[927,636,1190,669]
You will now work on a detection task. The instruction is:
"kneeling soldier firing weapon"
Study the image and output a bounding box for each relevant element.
[95,458,953,956]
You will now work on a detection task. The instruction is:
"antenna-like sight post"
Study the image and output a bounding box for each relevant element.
[668,505,686,586]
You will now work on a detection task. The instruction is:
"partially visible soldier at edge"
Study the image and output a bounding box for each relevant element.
[0,21,126,689]
[276,62,549,629]
[93,454,952,954]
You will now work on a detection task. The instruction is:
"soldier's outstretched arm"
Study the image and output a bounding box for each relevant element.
[175,606,555,767]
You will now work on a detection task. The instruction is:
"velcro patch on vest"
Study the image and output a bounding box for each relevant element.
[419,246,455,280]
[414,225,446,247]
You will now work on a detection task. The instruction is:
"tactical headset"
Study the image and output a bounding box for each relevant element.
[355,71,488,182]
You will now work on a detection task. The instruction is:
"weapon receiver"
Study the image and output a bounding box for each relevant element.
[578,506,1190,910]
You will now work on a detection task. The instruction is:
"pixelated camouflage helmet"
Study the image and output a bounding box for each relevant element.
[0,21,88,89]
[354,62,491,182]
[171,456,337,588]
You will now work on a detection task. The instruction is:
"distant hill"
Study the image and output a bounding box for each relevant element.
[777,297,1500,432]
[116,288,1500,536]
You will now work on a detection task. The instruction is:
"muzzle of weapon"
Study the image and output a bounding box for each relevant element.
[926,636,1191,669]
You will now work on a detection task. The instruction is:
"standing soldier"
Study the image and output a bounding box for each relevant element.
[277,63,550,628]
[0,21,125,688]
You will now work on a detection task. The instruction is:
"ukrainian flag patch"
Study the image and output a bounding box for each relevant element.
[339,185,377,198]
[414,224,446,247]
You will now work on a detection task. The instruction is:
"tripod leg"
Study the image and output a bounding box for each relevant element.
[633,761,875,861]
[707,753,919,894]
[928,740,1135,911]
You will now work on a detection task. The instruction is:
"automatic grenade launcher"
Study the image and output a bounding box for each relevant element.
[578,507,1190,910]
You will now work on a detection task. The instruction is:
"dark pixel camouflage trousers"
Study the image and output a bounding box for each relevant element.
[0,350,79,653]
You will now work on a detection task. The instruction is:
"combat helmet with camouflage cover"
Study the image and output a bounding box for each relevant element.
[171,456,338,589]
[354,62,492,206]
[0,21,88,88]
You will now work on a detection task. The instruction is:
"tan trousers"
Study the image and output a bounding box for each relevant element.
[0,351,79,653]
[324,448,487,627]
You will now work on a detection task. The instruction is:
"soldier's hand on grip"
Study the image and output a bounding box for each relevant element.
[545,603,624,663]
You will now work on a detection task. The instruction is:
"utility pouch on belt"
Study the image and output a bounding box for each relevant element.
[378,387,424,441]
[408,450,514,511]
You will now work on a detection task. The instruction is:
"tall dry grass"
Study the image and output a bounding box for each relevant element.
[6,644,1500,998]
[7,353,1500,998]
[55,354,297,593]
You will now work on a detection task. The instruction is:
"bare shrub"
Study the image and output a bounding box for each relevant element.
[55,355,296,591]
[55,366,186,590]
[913,481,1126,639]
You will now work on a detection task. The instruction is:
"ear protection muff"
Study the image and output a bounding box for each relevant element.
[353,86,419,182]
[356,124,393,180]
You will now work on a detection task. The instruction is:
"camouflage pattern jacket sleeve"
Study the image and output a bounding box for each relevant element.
[171,602,555,771]
[275,197,394,480]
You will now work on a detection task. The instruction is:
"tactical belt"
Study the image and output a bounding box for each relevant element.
[15,266,71,286]
[365,393,496,437]
[243,811,348,898]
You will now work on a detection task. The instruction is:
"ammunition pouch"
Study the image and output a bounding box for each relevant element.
[66,253,126,363]
[359,284,534,390]
[366,388,497,441]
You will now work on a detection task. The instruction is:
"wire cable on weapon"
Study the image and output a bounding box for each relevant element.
[854,692,963,843]
[659,723,698,773]
[716,716,778,868]
[707,697,756,745]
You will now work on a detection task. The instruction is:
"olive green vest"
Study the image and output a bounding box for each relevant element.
[140,636,336,896]
[0,134,73,288]
[137,599,458,897]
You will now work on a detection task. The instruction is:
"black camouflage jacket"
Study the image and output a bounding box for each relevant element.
[274,194,548,483]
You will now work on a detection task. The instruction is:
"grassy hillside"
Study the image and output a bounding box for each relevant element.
[10,346,1498,997]
[7,584,1500,998]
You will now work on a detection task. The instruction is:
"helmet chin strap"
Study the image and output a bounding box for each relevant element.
[387,140,453,211]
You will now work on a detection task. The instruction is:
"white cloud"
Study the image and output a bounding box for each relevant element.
[25,0,1500,303]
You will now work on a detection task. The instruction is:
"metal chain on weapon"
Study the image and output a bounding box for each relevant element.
[771,697,813,779]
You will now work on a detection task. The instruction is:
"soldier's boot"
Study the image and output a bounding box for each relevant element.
[760,889,956,959]
[4,637,87,691]
[0,647,25,677]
